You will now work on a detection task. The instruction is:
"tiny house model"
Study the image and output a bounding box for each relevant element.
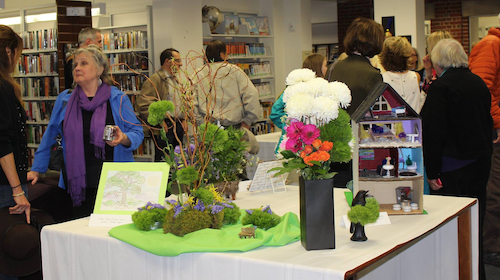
[351,82,424,215]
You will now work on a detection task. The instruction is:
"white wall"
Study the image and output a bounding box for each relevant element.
[311,1,338,45]
[374,0,426,60]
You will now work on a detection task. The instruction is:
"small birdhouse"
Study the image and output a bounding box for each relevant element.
[351,82,424,215]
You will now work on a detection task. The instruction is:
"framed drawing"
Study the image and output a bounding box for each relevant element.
[89,162,170,227]
[225,15,240,35]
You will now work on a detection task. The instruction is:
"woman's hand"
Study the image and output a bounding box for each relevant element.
[106,126,131,148]
[27,170,40,185]
[9,190,31,223]
[428,178,443,191]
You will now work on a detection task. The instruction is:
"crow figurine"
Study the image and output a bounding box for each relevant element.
[350,190,369,233]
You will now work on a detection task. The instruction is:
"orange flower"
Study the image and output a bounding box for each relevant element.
[318,150,331,161]
[304,152,321,166]
[304,145,313,154]
[312,139,322,149]
[300,150,307,158]
[319,141,334,152]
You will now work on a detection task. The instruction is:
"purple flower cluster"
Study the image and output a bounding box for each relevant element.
[211,204,224,214]
[193,200,205,212]
[173,203,188,218]
[174,144,196,168]
[261,205,272,214]
[138,201,165,212]
[221,202,234,209]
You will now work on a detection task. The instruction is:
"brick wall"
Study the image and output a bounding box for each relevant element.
[337,0,374,54]
[426,0,470,53]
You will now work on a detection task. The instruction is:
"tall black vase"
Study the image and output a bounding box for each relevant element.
[350,222,367,242]
[299,176,335,250]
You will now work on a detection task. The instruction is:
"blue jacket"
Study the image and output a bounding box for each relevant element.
[31,86,144,188]
[269,93,285,154]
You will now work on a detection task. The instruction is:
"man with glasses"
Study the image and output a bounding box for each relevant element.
[137,48,185,161]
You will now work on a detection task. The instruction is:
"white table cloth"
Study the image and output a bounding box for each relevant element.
[41,184,478,280]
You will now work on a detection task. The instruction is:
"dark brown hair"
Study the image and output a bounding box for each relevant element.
[344,18,384,58]
[302,53,326,78]
[379,36,412,72]
[205,40,226,62]
[0,25,23,105]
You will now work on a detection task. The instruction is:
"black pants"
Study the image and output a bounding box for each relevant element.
[431,157,491,280]
[154,118,184,162]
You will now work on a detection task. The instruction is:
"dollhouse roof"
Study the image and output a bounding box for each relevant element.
[350,82,420,123]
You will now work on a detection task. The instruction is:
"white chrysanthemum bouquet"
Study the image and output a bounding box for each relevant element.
[271,69,354,180]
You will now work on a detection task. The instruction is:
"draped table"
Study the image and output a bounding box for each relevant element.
[41,183,478,280]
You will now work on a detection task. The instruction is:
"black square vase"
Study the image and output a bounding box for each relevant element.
[299,176,335,250]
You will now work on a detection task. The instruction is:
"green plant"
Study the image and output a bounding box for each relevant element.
[347,198,380,226]
[132,202,168,231]
[242,206,281,230]
[222,202,241,224]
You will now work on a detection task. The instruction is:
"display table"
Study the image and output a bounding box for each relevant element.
[41,185,478,280]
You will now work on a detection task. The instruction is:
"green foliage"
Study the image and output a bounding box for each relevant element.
[163,208,213,237]
[242,209,281,230]
[205,126,249,183]
[318,109,353,163]
[147,100,175,126]
[211,211,225,229]
[176,166,199,186]
[199,123,228,153]
[222,203,241,224]
[132,208,168,231]
[192,187,215,206]
[347,198,380,226]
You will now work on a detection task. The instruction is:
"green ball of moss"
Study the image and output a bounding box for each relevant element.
[222,203,241,225]
[192,187,215,206]
[242,209,281,230]
[347,197,380,226]
[132,208,168,231]
[163,208,213,237]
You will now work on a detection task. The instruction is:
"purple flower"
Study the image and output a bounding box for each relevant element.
[261,205,272,214]
[173,204,183,217]
[221,202,234,208]
[211,204,224,214]
[194,200,205,212]
[174,145,181,154]
[165,199,177,206]
[245,209,253,215]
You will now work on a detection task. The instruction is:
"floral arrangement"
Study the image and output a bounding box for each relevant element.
[347,197,380,226]
[271,69,354,180]
[242,205,281,230]
[131,202,168,231]
[162,185,241,236]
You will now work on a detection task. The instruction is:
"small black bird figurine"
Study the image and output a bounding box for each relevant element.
[350,190,369,233]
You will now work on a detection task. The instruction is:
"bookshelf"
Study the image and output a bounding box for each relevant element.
[203,11,276,135]
[96,6,155,162]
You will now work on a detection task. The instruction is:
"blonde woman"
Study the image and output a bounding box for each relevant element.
[422,30,453,92]
[379,36,423,112]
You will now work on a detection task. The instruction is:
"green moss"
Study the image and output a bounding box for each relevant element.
[163,208,213,237]
[192,187,215,206]
[347,197,380,226]
[242,209,281,229]
[147,100,175,126]
[176,166,199,186]
[222,203,241,224]
[132,208,168,231]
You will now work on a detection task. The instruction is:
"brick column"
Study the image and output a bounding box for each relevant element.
[337,0,374,54]
[426,0,469,53]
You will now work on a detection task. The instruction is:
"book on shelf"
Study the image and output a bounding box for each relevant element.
[254,82,273,99]
[255,17,270,35]
[22,29,57,50]
[235,61,271,77]
[17,53,58,75]
[224,15,239,35]
[240,17,259,35]
[108,52,148,72]
[102,31,147,51]
[17,76,60,97]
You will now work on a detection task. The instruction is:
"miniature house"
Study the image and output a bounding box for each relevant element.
[351,82,424,215]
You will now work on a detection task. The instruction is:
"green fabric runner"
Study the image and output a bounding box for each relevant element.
[108,210,301,256]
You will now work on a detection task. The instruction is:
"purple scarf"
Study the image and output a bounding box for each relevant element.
[64,83,111,206]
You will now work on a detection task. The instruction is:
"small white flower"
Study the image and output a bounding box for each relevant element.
[285,68,316,86]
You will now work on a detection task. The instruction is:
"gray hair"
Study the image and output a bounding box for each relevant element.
[74,44,113,85]
[78,27,101,46]
[430,39,468,69]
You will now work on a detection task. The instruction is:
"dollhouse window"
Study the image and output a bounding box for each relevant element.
[372,96,389,111]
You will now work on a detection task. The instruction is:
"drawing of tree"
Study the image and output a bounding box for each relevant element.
[106,171,146,206]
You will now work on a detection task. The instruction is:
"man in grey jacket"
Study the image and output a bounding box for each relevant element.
[136,48,184,161]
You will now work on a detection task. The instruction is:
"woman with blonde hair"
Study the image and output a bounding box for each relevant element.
[270,53,328,154]
[379,36,423,112]
[28,45,144,219]
[0,25,31,222]
[422,30,453,92]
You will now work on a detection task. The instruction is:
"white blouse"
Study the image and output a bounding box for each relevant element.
[382,71,423,113]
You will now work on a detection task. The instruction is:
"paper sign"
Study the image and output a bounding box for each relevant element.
[339,212,391,228]
[248,160,287,192]
[89,214,132,227]
[89,162,170,227]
